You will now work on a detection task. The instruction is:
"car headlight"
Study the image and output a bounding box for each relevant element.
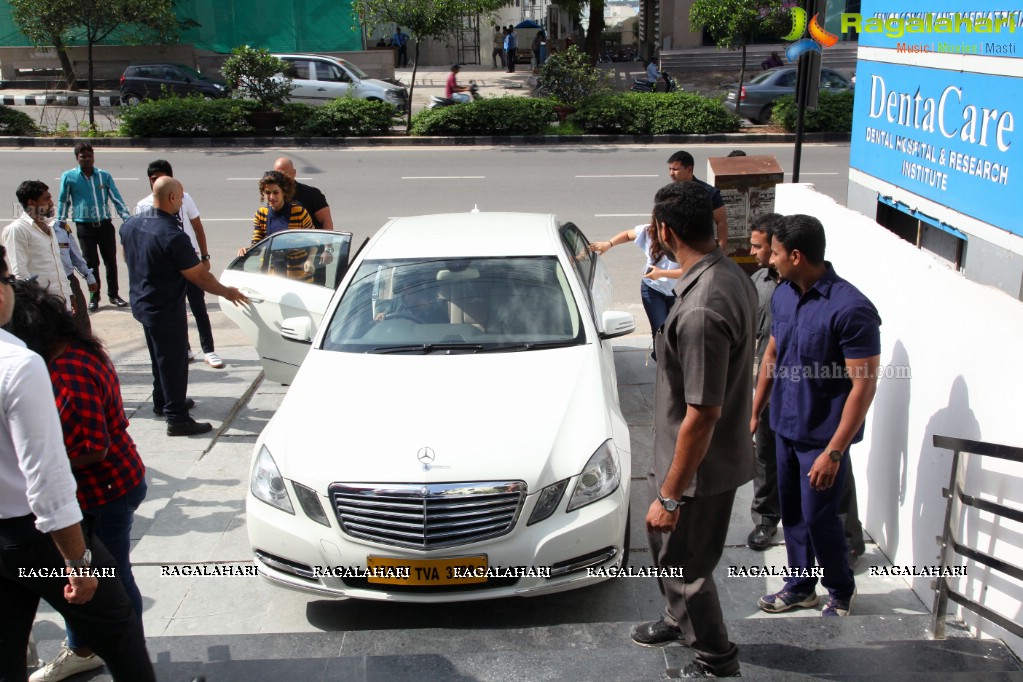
[567,440,620,512]
[527,479,568,525]
[251,445,294,514]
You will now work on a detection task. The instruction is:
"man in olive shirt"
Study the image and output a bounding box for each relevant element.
[631,181,757,679]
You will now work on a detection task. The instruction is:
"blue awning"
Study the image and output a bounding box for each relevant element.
[878,195,968,240]
[515,20,542,29]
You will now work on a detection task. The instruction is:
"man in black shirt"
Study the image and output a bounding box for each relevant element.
[667,150,729,253]
[273,157,333,230]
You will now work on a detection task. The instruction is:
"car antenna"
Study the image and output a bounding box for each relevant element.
[471,204,480,213]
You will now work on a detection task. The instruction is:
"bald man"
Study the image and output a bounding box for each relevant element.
[273,157,333,230]
[120,177,248,437]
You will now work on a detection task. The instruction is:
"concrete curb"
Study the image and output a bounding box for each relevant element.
[0,131,852,148]
[1,94,120,107]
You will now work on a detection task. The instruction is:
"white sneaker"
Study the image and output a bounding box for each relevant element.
[204,352,225,369]
[29,641,104,681]
[187,348,196,362]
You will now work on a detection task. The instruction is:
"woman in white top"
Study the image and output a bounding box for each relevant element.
[589,220,681,360]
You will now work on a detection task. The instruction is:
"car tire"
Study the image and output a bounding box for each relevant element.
[122,92,143,106]
[757,104,774,125]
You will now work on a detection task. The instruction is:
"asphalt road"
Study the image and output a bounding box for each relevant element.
[1,142,850,335]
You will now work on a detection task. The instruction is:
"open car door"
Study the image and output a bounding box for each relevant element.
[219,230,352,384]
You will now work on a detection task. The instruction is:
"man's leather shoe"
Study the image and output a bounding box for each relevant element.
[153,398,195,416]
[88,293,99,312]
[167,417,213,437]
[109,295,129,308]
[631,618,686,647]
[747,524,777,551]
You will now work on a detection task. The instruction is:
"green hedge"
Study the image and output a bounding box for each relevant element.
[0,105,40,136]
[772,91,854,132]
[118,97,258,137]
[281,98,396,137]
[409,97,557,136]
[567,93,741,135]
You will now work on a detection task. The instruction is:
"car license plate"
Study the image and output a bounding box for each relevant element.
[366,555,488,585]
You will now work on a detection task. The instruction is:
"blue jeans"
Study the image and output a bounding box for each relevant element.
[640,282,676,360]
[67,479,147,648]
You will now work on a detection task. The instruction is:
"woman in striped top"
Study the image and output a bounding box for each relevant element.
[237,171,317,281]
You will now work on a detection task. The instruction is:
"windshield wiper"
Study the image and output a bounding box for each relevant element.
[369,342,483,354]
[480,340,582,353]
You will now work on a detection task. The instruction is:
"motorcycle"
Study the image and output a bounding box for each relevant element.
[428,81,481,109]
[630,71,680,94]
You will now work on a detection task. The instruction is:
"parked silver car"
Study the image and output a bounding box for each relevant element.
[723,66,853,124]
[274,53,408,112]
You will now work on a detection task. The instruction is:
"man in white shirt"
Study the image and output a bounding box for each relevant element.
[0,245,156,681]
[2,181,72,310]
[135,159,225,369]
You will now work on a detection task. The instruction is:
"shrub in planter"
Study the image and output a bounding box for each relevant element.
[118,97,257,137]
[0,105,39,136]
[569,93,741,135]
[536,46,613,107]
[282,98,396,137]
[221,46,294,113]
[771,91,854,132]
[409,97,556,136]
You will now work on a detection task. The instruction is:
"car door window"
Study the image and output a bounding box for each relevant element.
[284,59,312,80]
[559,222,597,313]
[163,67,183,81]
[820,71,846,88]
[234,230,352,288]
[316,62,349,82]
[776,71,797,87]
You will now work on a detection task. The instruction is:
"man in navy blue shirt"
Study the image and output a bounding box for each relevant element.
[751,214,881,618]
[119,177,247,436]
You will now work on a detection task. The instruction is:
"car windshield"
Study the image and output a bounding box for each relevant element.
[337,58,369,79]
[749,70,780,85]
[172,64,204,80]
[321,256,585,354]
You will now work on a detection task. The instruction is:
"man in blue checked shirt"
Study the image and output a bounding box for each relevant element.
[56,143,131,312]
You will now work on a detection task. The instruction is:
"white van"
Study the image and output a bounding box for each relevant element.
[273,54,408,112]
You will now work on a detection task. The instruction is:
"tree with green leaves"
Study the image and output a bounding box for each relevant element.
[352,0,506,130]
[689,0,789,120]
[10,0,185,127]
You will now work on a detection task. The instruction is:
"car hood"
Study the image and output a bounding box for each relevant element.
[360,77,405,93]
[265,346,611,493]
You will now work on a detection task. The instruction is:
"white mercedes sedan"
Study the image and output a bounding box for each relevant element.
[220,212,635,602]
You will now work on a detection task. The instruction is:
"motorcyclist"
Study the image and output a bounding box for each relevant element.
[645,57,659,87]
[446,64,471,104]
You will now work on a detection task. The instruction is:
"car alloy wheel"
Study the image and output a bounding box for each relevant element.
[122,92,143,106]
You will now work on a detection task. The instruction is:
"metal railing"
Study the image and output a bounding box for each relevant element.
[931,435,1023,639]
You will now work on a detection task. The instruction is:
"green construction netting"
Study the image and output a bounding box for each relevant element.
[0,0,363,53]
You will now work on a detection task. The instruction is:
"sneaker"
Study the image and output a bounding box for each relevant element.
[746,524,777,551]
[821,590,856,617]
[204,352,225,369]
[630,618,686,648]
[152,398,195,416]
[187,348,196,362]
[29,641,104,681]
[108,295,129,308]
[758,589,819,613]
[668,661,741,678]
[88,292,99,312]
[167,417,213,437]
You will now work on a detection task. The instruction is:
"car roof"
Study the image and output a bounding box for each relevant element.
[365,212,562,259]
[126,63,191,69]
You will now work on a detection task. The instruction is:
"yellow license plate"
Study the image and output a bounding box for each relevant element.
[366,555,488,585]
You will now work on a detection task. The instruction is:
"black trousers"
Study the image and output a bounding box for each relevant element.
[751,402,780,528]
[75,220,119,298]
[142,311,190,422]
[68,275,92,337]
[185,280,214,354]
[506,48,517,71]
[0,515,155,682]
[647,480,740,676]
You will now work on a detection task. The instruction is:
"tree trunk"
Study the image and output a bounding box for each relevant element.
[87,40,95,127]
[736,41,747,123]
[52,35,78,91]
[405,41,420,134]
[585,0,604,65]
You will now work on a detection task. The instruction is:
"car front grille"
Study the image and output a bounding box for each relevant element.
[328,481,526,550]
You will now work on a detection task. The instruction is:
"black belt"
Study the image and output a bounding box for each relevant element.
[75,221,105,227]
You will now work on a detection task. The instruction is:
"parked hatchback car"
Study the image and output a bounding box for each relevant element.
[218,212,635,602]
[723,66,853,124]
[119,63,230,105]
[273,53,408,112]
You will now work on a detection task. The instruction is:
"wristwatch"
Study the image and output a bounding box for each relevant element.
[201,254,211,261]
[828,449,844,463]
[658,494,686,512]
[65,548,92,569]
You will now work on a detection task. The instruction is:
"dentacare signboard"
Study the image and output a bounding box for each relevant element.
[850,63,1020,233]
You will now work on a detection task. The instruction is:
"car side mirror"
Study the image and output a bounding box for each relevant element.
[281,317,315,344]
[599,311,635,339]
